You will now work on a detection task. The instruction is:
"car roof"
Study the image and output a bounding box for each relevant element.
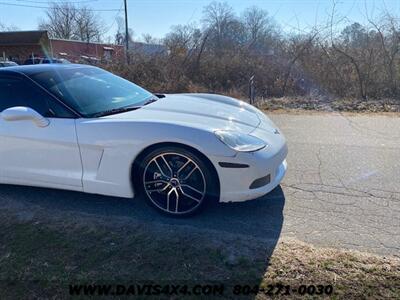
[0,63,96,76]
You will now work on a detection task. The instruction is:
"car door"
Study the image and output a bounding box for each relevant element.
[0,74,83,188]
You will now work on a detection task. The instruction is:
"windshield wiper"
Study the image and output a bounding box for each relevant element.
[142,97,159,106]
[90,97,159,118]
[90,106,141,118]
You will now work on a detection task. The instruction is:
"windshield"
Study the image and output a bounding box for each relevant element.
[30,67,154,117]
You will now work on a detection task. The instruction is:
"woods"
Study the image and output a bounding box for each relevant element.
[105,2,400,103]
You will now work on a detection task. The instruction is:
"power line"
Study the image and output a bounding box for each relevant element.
[0,1,120,11]
[103,2,124,34]
[15,0,98,4]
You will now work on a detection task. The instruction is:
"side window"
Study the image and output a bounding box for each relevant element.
[0,76,73,118]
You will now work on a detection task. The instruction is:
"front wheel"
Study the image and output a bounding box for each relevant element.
[139,146,215,217]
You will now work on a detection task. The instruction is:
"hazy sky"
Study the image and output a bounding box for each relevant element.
[1,0,400,41]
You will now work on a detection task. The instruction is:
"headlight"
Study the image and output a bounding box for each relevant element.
[215,130,267,152]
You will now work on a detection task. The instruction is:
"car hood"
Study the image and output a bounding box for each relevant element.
[103,93,262,133]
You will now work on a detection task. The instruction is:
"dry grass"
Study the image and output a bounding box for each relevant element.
[260,238,400,299]
[0,214,398,299]
[259,96,400,113]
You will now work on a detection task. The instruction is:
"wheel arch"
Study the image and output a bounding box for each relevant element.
[131,142,220,200]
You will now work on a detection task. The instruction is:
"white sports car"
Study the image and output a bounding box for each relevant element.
[0,64,287,216]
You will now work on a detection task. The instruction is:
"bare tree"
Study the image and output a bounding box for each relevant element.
[280,31,319,96]
[0,21,18,31]
[39,2,103,42]
[202,1,235,35]
[141,34,160,44]
[368,14,400,96]
[74,7,103,42]
[39,2,77,39]
[241,6,279,49]
[165,25,199,51]
[164,24,202,61]
[202,1,243,51]
[330,21,373,99]
[115,16,134,45]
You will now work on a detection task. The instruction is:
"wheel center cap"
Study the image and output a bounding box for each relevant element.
[170,178,180,188]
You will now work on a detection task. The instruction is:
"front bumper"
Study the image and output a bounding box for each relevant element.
[211,126,288,203]
[218,159,287,203]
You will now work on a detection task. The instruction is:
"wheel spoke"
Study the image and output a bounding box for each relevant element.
[177,159,191,176]
[183,165,198,181]
[154,159,170,178]
[145,180,170,192]
[167,188,174,211]
[174,188,180,212]
[143,151,207,215]
[145,179,169,185]
[160,155,173,177]
[181,184,204,196]
[180,188,201,203]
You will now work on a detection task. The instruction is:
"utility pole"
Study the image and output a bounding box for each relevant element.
[124,0,129,64]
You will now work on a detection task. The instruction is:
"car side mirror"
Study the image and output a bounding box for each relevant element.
[1,106,50,127]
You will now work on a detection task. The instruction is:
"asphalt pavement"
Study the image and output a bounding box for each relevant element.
[272,112,400,256]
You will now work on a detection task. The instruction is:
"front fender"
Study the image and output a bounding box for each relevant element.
[75,119,235,198]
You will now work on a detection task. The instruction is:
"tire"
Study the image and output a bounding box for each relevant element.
[138,146,216,217]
